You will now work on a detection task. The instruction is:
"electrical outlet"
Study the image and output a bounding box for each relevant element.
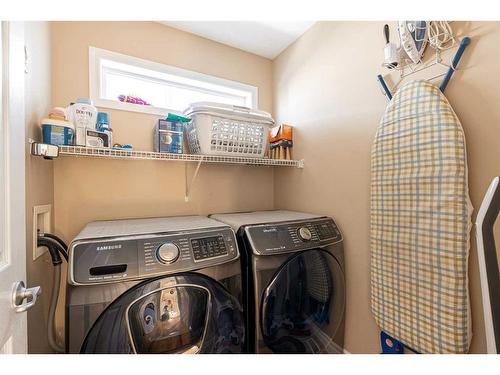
[33,204,51,260]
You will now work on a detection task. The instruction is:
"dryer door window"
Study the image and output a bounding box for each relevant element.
[261,249,345,353]
[81,274,244,354]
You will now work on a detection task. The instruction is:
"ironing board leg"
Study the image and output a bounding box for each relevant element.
[377,75,393,100]
[439,37,471,93]
[380,331,405,354]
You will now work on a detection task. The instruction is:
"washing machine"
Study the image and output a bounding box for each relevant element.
[210,210,345,354]
[65,216,245,354]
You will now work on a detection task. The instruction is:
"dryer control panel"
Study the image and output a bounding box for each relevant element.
[244,217,342,256]
[69,227,238,285]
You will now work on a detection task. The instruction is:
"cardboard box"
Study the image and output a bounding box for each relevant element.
[269,124,293,143]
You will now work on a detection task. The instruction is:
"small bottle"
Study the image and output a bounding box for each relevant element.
[96,112,109,131]
[96,112,112,148]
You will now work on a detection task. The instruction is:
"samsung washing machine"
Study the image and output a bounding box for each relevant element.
[210,210,346,354]
[65,216,244,354]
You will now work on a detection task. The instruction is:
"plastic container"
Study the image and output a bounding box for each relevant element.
[66,98,98,146]
[154,119,183,154]
[96,112,112,147]
[183,102,274,158]
[96,112,110,131]
[85,129,111,148]
[41,119,75,146]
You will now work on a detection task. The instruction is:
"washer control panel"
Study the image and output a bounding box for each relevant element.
[70,227,238,285]
[245,218,341,256]
[191,236,228,261]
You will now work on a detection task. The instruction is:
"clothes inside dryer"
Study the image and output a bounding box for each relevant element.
[260,249,345,353]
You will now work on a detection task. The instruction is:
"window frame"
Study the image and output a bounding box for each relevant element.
[89,46,259,116]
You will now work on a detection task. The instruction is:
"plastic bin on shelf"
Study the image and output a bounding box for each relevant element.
[184,102,274,158]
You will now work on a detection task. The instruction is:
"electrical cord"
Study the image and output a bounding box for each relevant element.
[429,21,455,51]
[41,232,68,253]
[37,237,63,265]
[37,234,69,354]
[47,264,64,353]
[37,235,68,262]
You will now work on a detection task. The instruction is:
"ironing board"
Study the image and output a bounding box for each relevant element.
[370,80,473,353]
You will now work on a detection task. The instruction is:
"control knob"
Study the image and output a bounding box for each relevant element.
[298,227,312,241]
[156,242,180,264]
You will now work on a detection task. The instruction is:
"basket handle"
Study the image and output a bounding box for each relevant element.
[232,105,251,113]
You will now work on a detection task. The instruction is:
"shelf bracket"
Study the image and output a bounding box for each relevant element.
[29,140,59,159]
[185,157,204,202]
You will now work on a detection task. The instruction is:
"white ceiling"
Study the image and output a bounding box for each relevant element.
[160,21,315,59]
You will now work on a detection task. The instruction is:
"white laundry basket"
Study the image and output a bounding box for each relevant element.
[183,102,274,158]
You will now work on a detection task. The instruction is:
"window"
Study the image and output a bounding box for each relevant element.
[89,47,258,115]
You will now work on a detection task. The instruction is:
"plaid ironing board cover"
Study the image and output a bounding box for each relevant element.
[370,80,473,353]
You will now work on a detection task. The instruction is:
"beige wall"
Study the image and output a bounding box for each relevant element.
[24,21,54,353]
[51,21,275,241]
[273,21,500,353]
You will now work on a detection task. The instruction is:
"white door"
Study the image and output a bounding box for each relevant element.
[0,21,32,354]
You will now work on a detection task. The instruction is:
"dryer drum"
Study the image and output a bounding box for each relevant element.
[260,249,345,353]
[303,250,333,304]
[80,274,245,354]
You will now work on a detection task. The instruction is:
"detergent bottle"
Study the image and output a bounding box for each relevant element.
[67,98,98,146]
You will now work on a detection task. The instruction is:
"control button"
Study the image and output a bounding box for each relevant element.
[156,242,180,264]
[298,227,312,241]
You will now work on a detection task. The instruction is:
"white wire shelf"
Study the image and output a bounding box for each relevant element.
[57,146,304,168]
